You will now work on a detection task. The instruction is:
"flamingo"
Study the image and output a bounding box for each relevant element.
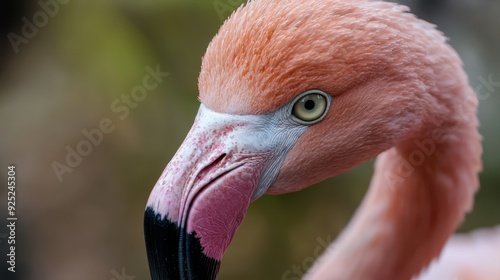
[144,0,498,279]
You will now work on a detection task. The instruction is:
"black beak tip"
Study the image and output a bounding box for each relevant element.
[144,207,220,280]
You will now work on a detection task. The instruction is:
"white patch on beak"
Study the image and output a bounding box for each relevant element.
[189,104,309,200]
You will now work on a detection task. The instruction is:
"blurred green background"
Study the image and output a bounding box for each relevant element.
[0,0,499,279]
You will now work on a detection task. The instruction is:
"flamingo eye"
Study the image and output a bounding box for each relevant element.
[291,90,330,124]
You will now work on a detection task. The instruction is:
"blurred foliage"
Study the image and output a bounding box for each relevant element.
[0,0,499,279]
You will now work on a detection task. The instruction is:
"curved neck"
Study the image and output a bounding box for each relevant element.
[305,117,482,280]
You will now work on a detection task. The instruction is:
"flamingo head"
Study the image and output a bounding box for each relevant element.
[144,0,462,279]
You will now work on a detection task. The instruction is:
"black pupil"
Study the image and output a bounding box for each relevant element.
[304,99,315,110]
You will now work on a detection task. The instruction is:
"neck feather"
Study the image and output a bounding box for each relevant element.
[305,102,482,280]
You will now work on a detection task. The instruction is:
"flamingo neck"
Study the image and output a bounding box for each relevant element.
[306,113,481,280]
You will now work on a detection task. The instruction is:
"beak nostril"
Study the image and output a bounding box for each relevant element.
[196,153,227,180]
[214,153,227,164]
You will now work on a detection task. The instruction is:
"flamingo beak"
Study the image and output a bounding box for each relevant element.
[144,104,300,279]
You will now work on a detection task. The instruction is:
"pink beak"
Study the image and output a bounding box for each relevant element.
[144,105,280,279]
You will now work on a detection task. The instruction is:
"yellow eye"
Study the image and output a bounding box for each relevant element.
[291,91,329,124]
